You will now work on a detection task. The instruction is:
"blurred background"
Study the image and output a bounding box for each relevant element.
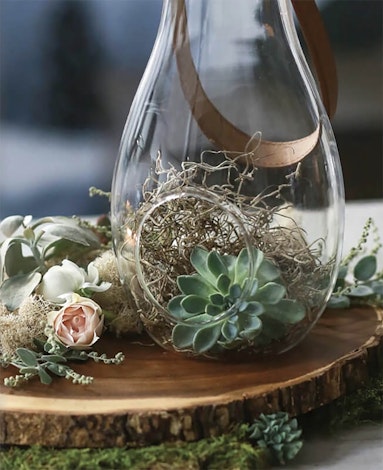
[0,0,381,218]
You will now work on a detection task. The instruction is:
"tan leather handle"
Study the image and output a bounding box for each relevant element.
[171,0,337,167]
[292,0,338,119]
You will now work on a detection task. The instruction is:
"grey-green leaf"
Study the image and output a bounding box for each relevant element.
[348,285,374,297]
[0,272,42,311]
[190,246,216,285]
[210,293,225,306]
[47,363,68,377]
[246,278,259,297]
[229,283,242,300]
[238,312,262,332]
[239,326,261,340]
[222,254,236,278]
[235,248,251,286]
[370,281,383,296]
[221,321,238,341]
[43,224,100,247]
[38,367,53,385]
[249,246,265,272]
[207,250,228,278]
[353,255,377,281]
[16,348,38,367]
[4,241,38,277]
[337,265,348,280]
[257,259,280,284]
[242,301,264,316]
[327,295,351,309]
[19,367,38,374]
[185,313,212,324]
[177,275,213,296]
[267,300,306,324]
[168,295,189,320]
[181,295,209,314]
[255,282,286,304]
[41,355,67,363]
[172,324,199,349]
[217,274,231,294]
[206,304,223,316]
[192,324,221,353]
[0,215,25,237]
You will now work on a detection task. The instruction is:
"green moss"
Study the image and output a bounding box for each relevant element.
[299,372,383,435]
[0,426,271,470]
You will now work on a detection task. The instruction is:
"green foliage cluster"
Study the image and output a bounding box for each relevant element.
[0,329,124,387]
[328,218,383,308]
[248,412,303,465]
[0,425,271,470]
[0,215,102,311]
[169,246,305,354]
[299,373,383,434]
[0,212,120,388]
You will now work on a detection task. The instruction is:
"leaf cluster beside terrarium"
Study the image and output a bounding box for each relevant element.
[0,215,101,311]
[169,246,305,354]
[328,218,383,308]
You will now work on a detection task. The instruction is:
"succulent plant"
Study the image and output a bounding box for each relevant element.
[168,246,305,354]
[248,412,303,465]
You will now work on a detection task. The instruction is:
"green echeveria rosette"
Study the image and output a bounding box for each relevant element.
[248,412,303,465]
[168,246,306,355]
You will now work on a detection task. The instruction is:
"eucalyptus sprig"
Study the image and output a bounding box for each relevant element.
[328,218,383,308]
[0,215,102,311]
[0,331,124,388]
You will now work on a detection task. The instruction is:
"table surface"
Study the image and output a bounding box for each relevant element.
[289,199,383,469]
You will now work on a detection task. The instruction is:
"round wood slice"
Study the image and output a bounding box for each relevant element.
[1,307,382,448]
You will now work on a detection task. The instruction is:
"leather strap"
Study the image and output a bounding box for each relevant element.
[171,0,337,167]
[292,0,338,119]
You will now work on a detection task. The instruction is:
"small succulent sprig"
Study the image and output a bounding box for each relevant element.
[0,329,124,388]
[328,218,383,308]
[0,215,104,311]
[169,246,305,354]
[248,412,303,465]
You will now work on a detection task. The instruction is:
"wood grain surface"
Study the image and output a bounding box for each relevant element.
[0,307,381,448]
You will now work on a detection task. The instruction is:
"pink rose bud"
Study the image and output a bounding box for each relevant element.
[47,294,104,349]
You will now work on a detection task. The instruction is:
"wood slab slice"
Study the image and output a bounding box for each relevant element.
[0,307,382,448]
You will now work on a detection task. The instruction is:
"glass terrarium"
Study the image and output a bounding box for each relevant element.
[111,0,344,358]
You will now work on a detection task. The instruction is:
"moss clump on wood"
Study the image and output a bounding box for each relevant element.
[0,425,271,470]
[298,372,383,436]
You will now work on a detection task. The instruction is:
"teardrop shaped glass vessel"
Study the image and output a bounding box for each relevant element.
[111,0,344,358]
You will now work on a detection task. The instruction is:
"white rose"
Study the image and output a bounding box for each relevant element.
[40,260,111,303]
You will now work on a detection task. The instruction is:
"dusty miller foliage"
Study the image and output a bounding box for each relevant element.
[0,215,103,311]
